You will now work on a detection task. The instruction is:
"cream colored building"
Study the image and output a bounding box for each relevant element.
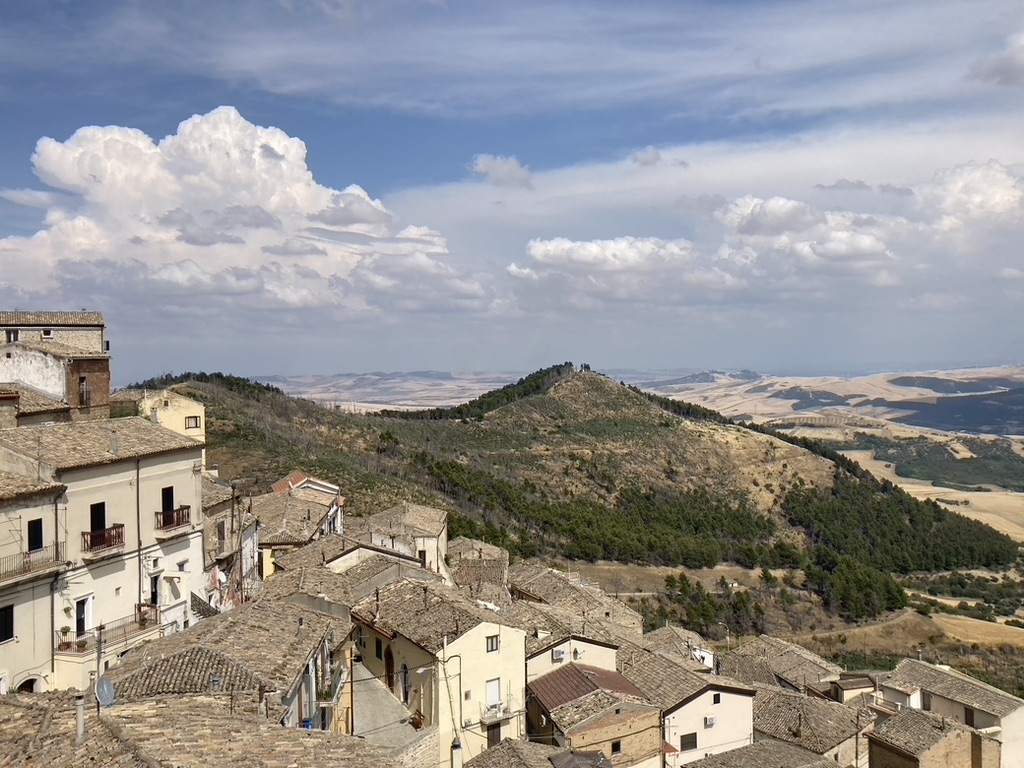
[352,579,527,765]
[873,658,1024,768]
[111,388,206,466]
[0,472,67,693]
[0,417,206,691]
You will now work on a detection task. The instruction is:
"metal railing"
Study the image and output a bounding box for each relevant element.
[480,695,519,724]
[81,524,124,553]
[0,542,64,583]
[155,505,191,531]
[54,603,161,654]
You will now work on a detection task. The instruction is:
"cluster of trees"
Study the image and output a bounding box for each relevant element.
[127,371,284,398]
[904,571,1024,617]
[648,573,766,637]
[626,385,735,425]
[782,472,1018,573]
[381,363,575,421]
[417,452,783,565]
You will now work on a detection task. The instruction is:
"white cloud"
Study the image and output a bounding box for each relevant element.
[0,107,481,319]
[971,30,1024,85]
[471,154,533,188]
[630,146,662,166]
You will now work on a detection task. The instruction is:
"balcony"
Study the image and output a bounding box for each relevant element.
[155,505,191,540]
[479,696,518,725]
[0,543,66,586]
[55,603,162,654]
[81,524,124,561]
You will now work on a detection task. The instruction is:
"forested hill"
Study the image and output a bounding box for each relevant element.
[379,362,575,420]
[155,364,1019,620]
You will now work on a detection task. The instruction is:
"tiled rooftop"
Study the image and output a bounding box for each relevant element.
[346,501,448,538]
[529,663,649,713]
[718,654,780,689]
[618,648,751,711]
[508,563,643,638]
[109,598,344,697]
[642,624,707,660]
[501,600,622,657]
[0,417,201,471]
[0,690,390,768]
[730,634,842,689]
[9,338,108,359]
[0,470,64,503]
[263,554,436,605]
[0,383,69,414]
[881,658,1024,717]
[466,737,568,768]
[753,688,870,754]
[273,533,360,570]
[685,740,837,768]
[449,537,510,561]
[351,578,500,654]
[0,310,104,326]
[550,690,652,733]
[869,707,973,756]
[249,491,333,546]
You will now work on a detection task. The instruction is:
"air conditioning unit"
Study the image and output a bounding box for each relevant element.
[704,716,716,728]
[552,648,566,662]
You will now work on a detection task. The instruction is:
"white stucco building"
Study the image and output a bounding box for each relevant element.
[352,579,527,765]
[0,417,206,690]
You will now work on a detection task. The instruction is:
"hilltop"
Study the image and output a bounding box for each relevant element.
[137,365,1020,621]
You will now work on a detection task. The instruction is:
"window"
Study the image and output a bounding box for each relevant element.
[965,707,975,728]
[185,415,201,429]
[27,518,43,552]
[611,740,622,755]
[41,329,52,339]
[78,376,90,407]
[162,486,175,512]
[464,690,472,701]
[921,691,932,711]
[680,733,698,751]
[0,605,13,643]
[90,502,106,532]
[177,560,187,572]
[713,693,721,705]
[4,329,18,343]
[375,638,384,660]
[486,634,500,652]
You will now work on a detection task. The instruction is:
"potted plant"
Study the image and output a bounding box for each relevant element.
[75,639,88,651]
[59,626,72,651]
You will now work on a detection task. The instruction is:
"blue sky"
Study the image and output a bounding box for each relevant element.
[2,1,1023,383]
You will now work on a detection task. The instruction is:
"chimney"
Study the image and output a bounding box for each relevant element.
[75,693,85,742]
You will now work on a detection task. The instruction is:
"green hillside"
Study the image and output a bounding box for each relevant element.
[134,365,1020,620]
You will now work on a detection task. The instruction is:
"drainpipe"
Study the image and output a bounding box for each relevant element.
[50,489,62,682]
[136,460,144,610]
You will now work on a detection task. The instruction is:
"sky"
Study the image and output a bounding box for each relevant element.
[1,1,1024,383]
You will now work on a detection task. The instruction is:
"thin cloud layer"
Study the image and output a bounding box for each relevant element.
[0,108,483,319]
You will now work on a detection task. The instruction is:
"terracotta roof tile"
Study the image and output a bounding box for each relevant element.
[753,688,870,754]
[881,658,1024,717]
[351,579,501,654]
[0,417,201,471]
[685,740,836,768]
[0,311,104,326]
[729,635,842,689]
[0,470,64,503]
[869,708,974,756]
[528,663,649,713]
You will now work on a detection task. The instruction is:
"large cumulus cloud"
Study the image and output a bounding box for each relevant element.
[0,107,483,318]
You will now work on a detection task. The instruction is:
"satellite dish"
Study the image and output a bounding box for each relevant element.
[96,675,116,707]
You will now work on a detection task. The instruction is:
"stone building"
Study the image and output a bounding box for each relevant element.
[0,310,111,422]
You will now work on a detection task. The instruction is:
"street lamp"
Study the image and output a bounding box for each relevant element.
[717,622,731,652]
